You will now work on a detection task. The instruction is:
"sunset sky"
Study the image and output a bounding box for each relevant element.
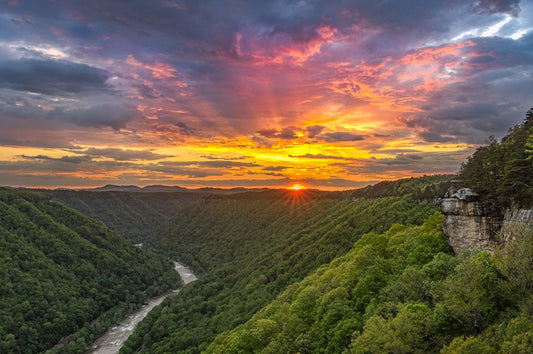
[1,0,532,189]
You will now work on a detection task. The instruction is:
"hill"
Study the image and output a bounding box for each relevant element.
[351,175,452,202]
[459,108,533,209]
[115,185,444,352]
[48,190,203,244]
[0,189,181,353]
[206,214,533,353]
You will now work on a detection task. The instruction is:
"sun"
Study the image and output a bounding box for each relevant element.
[289,184,305,191]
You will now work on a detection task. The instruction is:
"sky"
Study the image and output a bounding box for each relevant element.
[0,0,532,190]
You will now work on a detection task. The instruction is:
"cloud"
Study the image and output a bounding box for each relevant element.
[146,163,226,178]
[56,103,139,130]
[262,166,288,171]
[289,153,351,160]
[255,126,300,140]
[306,125,325,138]
[332,151,470,176]
[256,128,280,139]
[0,59,110,96]
[197,160,259,168]
[0,91,138,130]
[1,0,532,188]
[21,154,92,164]
[136,84,162,99]
[174,121,196,136]
[81,147,173,161]
[201,154,252,160]
[320,132,365,143]
[474,0,521,16]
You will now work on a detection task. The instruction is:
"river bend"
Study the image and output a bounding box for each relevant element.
[88,261,197,354]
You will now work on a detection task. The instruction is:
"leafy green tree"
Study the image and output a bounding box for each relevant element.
[440,335,495,353]
[495,223,533,295]
[437,252,506,333]
[460,108,533,208]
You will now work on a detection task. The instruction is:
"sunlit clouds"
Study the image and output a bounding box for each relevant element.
[0,0,532,189]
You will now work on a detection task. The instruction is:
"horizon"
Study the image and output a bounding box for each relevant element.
[0,172,453,192]
[1,1,532,189]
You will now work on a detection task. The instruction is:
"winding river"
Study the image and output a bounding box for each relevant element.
[88,261,197,354]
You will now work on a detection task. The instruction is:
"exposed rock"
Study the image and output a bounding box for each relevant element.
[441,198,485,216]
[501,209,533,243]
[441,194,502,254]
[451,188,479,201]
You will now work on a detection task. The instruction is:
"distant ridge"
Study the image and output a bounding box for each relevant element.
[78,184,269,194]
[89,184,144,192]
[87,184,188,192]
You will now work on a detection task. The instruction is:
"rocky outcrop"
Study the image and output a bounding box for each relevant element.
[441,188,503,254]
[441,187,533,254]
[501,209,533,243]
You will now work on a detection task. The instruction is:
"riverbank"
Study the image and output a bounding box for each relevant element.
[87,261,197,354]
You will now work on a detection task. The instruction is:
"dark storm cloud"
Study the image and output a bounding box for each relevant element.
[0,59,110,96]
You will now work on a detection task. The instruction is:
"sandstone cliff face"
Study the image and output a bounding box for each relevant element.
[441,197,502,254]
[441,187,533,254]
[501,209,533,242]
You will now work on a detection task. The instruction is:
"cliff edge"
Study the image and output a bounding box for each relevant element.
[441,187,502,254]
[441,187,533,254]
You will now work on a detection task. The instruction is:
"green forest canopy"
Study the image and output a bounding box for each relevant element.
[459,108,533,209]
[0,190,181,353]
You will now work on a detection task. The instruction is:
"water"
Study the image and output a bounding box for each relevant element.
[87,261,197,354]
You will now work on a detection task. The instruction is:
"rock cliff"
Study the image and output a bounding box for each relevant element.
[441,188,533,254]
[441,188,502,254]
[501,208,533,242]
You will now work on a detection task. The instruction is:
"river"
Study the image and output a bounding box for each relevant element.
[87,261,197,354]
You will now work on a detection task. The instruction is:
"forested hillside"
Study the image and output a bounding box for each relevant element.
[0,190,181,353]
[460,108,533,209]
[351,175,452,201]
[207,215,533,353]
[49,191,203,243]
[117,186,443,352]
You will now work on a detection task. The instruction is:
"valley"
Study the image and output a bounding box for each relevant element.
[89,261,197,354]
[1,110,532,353]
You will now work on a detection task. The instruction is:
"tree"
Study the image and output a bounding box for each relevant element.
[438,252,505,333]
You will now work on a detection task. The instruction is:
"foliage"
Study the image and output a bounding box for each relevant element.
[206,216,533,353]
[120,188,439,352]
[459,108,533,209]
[48,190,202,243]
[351,175,453,202]
[0,190,181,353]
